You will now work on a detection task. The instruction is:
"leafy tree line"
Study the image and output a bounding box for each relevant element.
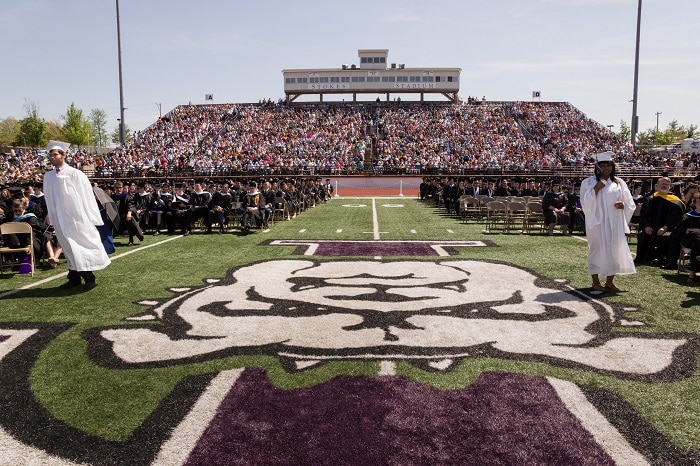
[627,120,698,146]
[615,119,697,147]
[0,99,131,149]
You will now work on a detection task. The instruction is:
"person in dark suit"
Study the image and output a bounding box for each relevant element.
[469,179,483,196]
[133,182,152,234]
[520,180,539,197]
[635,177,685,266]
[542,180,570,235]
[240,181,263,233]
[260,181,276,229]
[29,182,48,223]
[165,184,191,235]
[207,183,232,234]
[111,181,144,246]
[672,192,700,282]
[187,183,211,234]
[485,181,496,198]
[148,184,169,236]
[443,178,458,214]
[494,178,512,197]
[566,185,585,234]
[419,177,429,200]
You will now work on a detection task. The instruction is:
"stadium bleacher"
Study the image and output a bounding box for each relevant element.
[1,100,698,185]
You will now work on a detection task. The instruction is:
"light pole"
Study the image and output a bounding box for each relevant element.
[116,0,126,147]
[655,111,662,133]
[630,0,642,147]
[155,102,162,118]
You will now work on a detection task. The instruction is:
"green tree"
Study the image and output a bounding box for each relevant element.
[18,116,47,147]
[635,128,656,146]
[635,120,700,146]
[110,123,133,145]
[661,120,698,142]
[89,108,109,148]
[60,102,91,147]
[0,117,20,146]
[46,121,62,142]
[17,99,47,147]
[618,120,631,144]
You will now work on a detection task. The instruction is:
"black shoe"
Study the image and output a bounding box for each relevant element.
[660,262,678,270]
[206,228,212,234]
[58,280,82,290]
[127,242,134,246]
[183,230,190,236]
[82,282,97,291]
[137,234,144,242]
[153,231,160,236]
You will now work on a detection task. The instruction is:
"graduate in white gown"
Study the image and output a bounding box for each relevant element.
[43,141,110,290]
[580,151,636,293]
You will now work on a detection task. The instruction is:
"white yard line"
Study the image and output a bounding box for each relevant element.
[547,377,650,465]
[153,369,245,466]
[0,236,182,299]
[372,198,380,240]
[379,360,397,376]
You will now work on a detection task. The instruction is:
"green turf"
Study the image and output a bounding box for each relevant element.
[1,197,698,448]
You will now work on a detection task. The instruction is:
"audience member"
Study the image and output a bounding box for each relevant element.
[636,177,685,266]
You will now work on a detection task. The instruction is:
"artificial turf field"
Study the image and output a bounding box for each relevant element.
[0,196,698,465]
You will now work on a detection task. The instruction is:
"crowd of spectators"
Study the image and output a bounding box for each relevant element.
[1,100,699,186]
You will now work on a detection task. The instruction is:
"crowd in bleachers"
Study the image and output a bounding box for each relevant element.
[2,101,700,185]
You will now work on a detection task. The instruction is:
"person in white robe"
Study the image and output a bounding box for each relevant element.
[43,141,110,290]
[580,151,636,293]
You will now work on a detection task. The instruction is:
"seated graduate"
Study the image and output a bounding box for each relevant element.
[635,177,685,266]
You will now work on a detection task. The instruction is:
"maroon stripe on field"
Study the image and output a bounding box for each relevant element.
[315,241,438,256]
[185,369,615,466]
[0,335,10,343]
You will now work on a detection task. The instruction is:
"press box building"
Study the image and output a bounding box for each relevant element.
[283,49,461,103]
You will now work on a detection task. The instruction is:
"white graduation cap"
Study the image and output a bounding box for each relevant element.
[594,151,614,162]
[46,140,70,153]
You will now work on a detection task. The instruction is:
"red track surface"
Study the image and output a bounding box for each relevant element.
[329,176,420,197]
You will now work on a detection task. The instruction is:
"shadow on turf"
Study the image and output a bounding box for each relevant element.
[0,284,91,300]
[660,273,700,308]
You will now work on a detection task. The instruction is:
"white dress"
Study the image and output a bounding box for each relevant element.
[43,164,111,272]
[580,175,636,277]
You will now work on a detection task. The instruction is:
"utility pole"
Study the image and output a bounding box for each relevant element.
[630,0,642,147]
[116,0,126,147]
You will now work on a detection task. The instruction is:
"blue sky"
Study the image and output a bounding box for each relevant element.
[1,0,697,138]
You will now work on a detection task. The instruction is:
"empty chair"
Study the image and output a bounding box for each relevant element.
[485,200,508,233]
[524,201,545,234]
[506,201,527,233]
